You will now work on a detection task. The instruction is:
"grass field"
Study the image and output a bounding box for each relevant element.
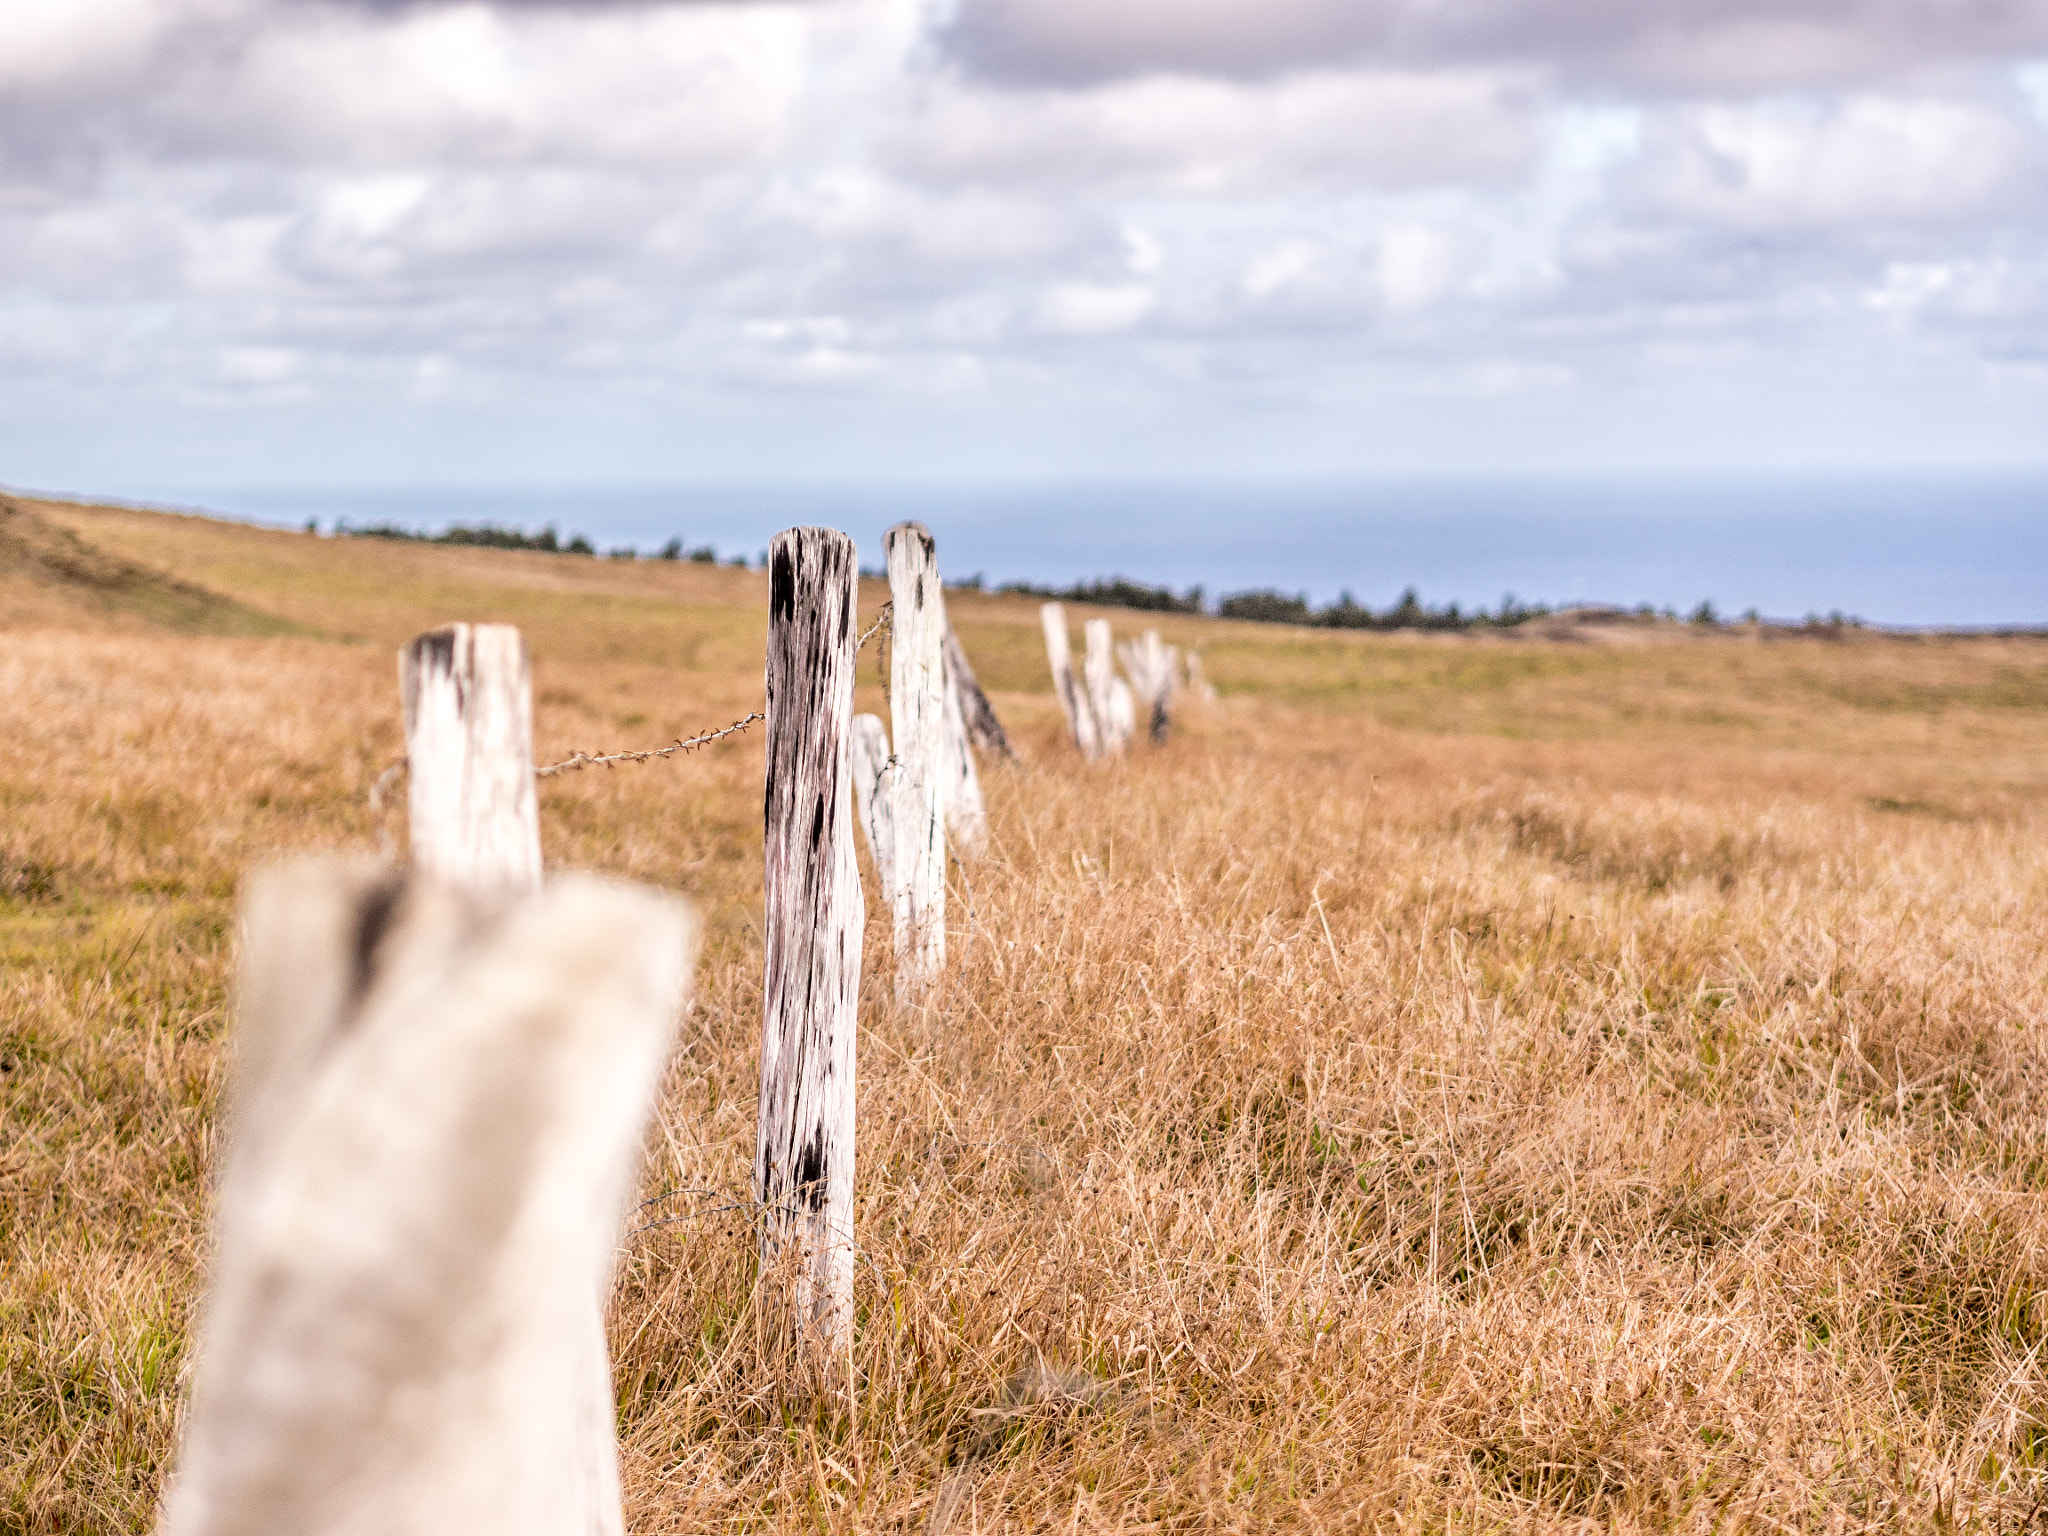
[6,494,2048,1533]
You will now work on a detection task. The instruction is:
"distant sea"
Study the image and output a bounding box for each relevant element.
[149,472,2047,629]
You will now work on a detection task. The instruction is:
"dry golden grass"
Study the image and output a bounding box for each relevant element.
[6,504,2048,1532]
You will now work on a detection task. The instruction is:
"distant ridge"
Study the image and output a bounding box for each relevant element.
[0,496,302,636]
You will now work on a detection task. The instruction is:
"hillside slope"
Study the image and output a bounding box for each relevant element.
[5,496,2048,1533]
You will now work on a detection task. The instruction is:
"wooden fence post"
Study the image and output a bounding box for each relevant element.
[850,713,896,897]
[759,528,863,1359]
[1039,602,1099,759]
[160,860,696,1536]
[940,648,987,855]
[944,622,1013,760]
[885,522,946,999]
[400,624,542,892]
[1083,619,1127,755]
[1117,629,1180,742]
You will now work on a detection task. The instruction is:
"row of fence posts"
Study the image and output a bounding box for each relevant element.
[157,522,1199,1536]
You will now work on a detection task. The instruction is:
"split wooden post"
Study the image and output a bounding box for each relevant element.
[1117,629,1180,742]
[160,860,696,1536]
[759,528,864,1359]
[400,624,542,892]
[885,522,947,1000]
[850,713,896,897]
[940,648,987,855]
[1083,618,1127,755]
[1039,602,1099,759]
[944,622,1013,760]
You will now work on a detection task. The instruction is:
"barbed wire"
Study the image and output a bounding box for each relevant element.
[535,712,764,778]
[368,601,893,806]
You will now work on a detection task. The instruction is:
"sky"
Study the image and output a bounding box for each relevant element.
[1,0,2046,498]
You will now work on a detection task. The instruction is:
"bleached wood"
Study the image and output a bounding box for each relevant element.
[759,527,864,1357]
[160,860,696,1536]
[944,622,1013,760]
[400,623,542,893]
[1117,629,1180,742]
[1083,618,1127,755]
[940,645,988,855]
[886,522,947,999]
[1039,602,1099,759]
[399,620,623,1526]
[850,712,896,897]
[1109,677,1136,746]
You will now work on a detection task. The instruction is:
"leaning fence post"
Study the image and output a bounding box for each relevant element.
[1083,618,1127,755]
[759,528,864,1360]
[944,622,1013,760]
[850,713,896,897]
[940,647,987,855]
[1039,602,1099,759]
[400,623,542,892]
[885,522,946,1000]
[159,860,696,1536]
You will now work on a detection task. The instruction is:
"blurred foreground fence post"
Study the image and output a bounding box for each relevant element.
[886,522,946,1000]
[400,623,542,892]
[944,622,1013,760]
[1039,602,1099,759]
[758,528,864,1361]
[159,860,695,1536]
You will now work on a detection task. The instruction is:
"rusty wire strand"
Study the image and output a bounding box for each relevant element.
[534,711,764,778]
[368,601,889,805]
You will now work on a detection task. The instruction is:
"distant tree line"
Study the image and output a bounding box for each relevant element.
[330,521,753,565]
[323,524,1861,633]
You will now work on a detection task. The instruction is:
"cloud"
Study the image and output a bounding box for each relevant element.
[941,0,2048,93]
[0,0,2045,485]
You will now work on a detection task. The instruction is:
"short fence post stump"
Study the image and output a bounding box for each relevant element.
[400,623,542,892]
[886,522,947,1000]
[759,528,864,1362]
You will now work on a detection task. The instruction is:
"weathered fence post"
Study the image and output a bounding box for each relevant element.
[1118,629,1180,742]
[160,860,696,1536]
[886,522,946,999]
[1039,602,1099,759]
[944,622,1013,760]
[941,648,987,855]
[1083,618,1128,755]
[400,623,542,892]
[759,528,863,1360]
[402,621,629,1532]
[850,712,896,896]
[1185,650,1219,703]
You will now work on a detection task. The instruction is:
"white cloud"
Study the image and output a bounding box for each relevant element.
[0,0,2044,484]
[1036,282,1155,335]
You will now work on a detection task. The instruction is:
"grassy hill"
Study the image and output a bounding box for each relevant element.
[5,498,2048,1531]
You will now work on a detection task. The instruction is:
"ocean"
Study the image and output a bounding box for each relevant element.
[156,471,2047,628]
